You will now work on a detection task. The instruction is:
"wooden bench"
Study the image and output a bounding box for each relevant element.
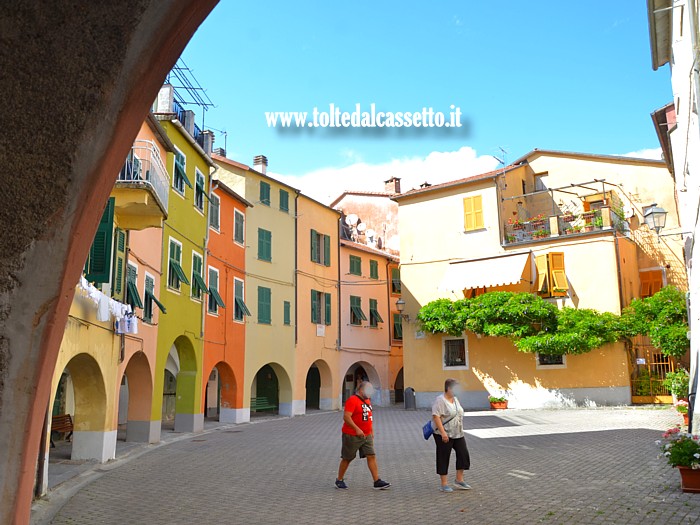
[250,396,277,412]
[50,414,74,447]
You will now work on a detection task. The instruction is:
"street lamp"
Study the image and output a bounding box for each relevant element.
[395,298,409,321]
[643,203,668,238]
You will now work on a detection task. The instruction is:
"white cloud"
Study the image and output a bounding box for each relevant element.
[270,146,500,204]
[622,147,663,160]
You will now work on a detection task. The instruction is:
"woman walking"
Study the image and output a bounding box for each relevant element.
[432,378,471,492]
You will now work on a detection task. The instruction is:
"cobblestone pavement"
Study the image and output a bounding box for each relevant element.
[42,407,700,525]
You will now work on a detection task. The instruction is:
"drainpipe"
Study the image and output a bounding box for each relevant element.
[337,219,342,351]
[294,190,300,345]
[386,258,392,350]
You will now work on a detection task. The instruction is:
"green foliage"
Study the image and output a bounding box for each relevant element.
[418,287,689,357]
[659,428,700,468]
[664,369,690,398]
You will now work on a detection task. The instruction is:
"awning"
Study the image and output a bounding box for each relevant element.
[126,280,144,309]
[210,287,225,308]
[439,252,533,294]
[193,273,210,295]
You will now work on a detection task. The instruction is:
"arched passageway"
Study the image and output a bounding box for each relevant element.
[394,367,404,405]
[162,336,200,432]
[305,359,334,411]
[118,352,155,442]
[0,3,218,521]
[342,362,382,406]
[204,361,238,423]
[251,363,294,417]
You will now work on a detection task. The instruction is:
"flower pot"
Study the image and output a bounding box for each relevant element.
[561,215,576,223]
[584,225,594,232]
[530,220,545,228]
[684,413,690,426]
[489,401,508,410]
[678,467,700,493]
[512,224,524,231]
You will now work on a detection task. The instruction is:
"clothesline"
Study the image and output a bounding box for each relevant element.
[76,277,138,334]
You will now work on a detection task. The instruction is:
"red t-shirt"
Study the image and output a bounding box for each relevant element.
[342,395,373,435]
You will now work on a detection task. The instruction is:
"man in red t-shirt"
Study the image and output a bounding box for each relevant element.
[335,381,391,490]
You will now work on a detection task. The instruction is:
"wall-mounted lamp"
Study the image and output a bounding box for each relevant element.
[643,203,667,241]
[395,298,410,321]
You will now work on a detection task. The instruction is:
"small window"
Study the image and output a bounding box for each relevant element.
[284,301,291,325]
[260,181,271,206]
[443,337,467,369]
[258,228,272,261]
[234,278,251,321]
[234,209,245,245]
[311,290,322,324]
[258,286,271,324]
[369,298,383,327]
[208,266,225,314]
[173,149,191,194]
[349,255,362,276]
[279,189,289,212]
[350,295,366,325]
[168,238,189,291]
[195,170,205,211]
[534,173,547,191]
[392,313,403,340]
[310,230,331,266]
[191,252,208,301]
[209,193,220,230]
[391,268,401,294]
[536,353,566,369]
[369,260,379,280]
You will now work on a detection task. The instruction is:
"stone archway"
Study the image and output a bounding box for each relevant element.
[204,361,238,423]
[164,335,200,433]
[120,352,156,443]
[305,359,334,411]
[342,361,382,406]
[251,363,294,417]
[0,3,218,521]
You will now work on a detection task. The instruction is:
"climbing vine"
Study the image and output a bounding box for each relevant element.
[417,287,689,357]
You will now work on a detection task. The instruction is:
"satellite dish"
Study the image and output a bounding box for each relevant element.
[366,228,376,239]
[623,205,634,219]
[345,214,359,226]
[357,223,367,233]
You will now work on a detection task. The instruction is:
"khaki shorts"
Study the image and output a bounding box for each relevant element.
[341,433,375,461]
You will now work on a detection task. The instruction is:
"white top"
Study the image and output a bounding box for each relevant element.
[432,394,464,439]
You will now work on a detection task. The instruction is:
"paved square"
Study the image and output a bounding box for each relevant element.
[44,407,700,524]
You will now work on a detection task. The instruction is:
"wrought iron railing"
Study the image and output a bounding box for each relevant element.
[117,139,169,213]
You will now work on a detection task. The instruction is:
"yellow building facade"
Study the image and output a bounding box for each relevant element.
[396,150,685,408]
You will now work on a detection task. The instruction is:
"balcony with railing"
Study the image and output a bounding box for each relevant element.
[113,139,169,230]
[502,179,628,246]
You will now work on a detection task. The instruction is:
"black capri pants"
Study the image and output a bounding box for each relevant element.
[433,434,470,476]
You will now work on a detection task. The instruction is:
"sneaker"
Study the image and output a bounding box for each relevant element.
[454,481,471,490]
[373,479,391,490]
[335,479,348,490]
[439,485,454,493]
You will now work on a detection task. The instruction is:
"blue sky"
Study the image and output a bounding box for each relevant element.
[181,1,672,200]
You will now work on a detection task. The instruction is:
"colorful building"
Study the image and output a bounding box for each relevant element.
[41,114,171,493]
[213,154,297,418]
[295,194,341,413]
[153,89,215,433]
[203,180,252,423]
[395,149,685,409]
[339,240,400,406]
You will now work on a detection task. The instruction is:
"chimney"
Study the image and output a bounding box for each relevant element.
[384,176,401,194]
[254,155,268,174]
[200,130,214,156]
[182,110,195,136]
[213,147,226,157]
[154,84,174,113]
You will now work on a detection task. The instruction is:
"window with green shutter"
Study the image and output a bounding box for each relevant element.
[369,260,378,280]
[369,298,383,327]
[126,264,144,309]
[324,292,332,326]
[349,255,362,276]
[144,274,166,323]
[209,193,220,230]
[112,227,126,300]
[391,268,401,294]
[259,181,271,206]
[284,301,291,325]
[234,278,251,321]
[311,229,319,263]
[393,313,403,340]
[350,295,366,325]
[173,149,191,193]
[279,189,289,212]
[168,239,189,290]
[311,290,321,323]
[85,197,115,284]
[191,253,209,300]
[258,286,271,324]
[208,267,225,313]
[323,235,331,267]
[258,228,272,261]
[234,209,245,245]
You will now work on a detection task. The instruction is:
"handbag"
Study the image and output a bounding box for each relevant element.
[422,413,457,440]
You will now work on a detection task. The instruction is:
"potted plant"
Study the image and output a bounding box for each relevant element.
[506,234,516,243]
[488,395,508,410]
[508,217,524,230]
[664,369,690,402]
[584,222,594,233]
[563,227,573,235]
[676,400,690,426]
[529,213,547,228]
[561,212,577,223]
[658,427,700,493]
[572,225,583,233]
[582,210,596,222]
[593,216,604,229]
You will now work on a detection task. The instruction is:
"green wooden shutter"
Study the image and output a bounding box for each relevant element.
[144,275,154,322]
[260,181,270,205]
[111,228,126,299]
[86,197,115,283]
[280,189,289,212]
[258,286,271,324]
[324,292,332,326]
[234,211,244,244]
[311,290,319,323]
[324,235,331,267]
[310,229,318,262]
[283,301,291,325]
[258,229,272,261]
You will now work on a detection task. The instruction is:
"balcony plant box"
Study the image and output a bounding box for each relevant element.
[561,213,576,223]
[488,396,508,410]
[582,211,596,222]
